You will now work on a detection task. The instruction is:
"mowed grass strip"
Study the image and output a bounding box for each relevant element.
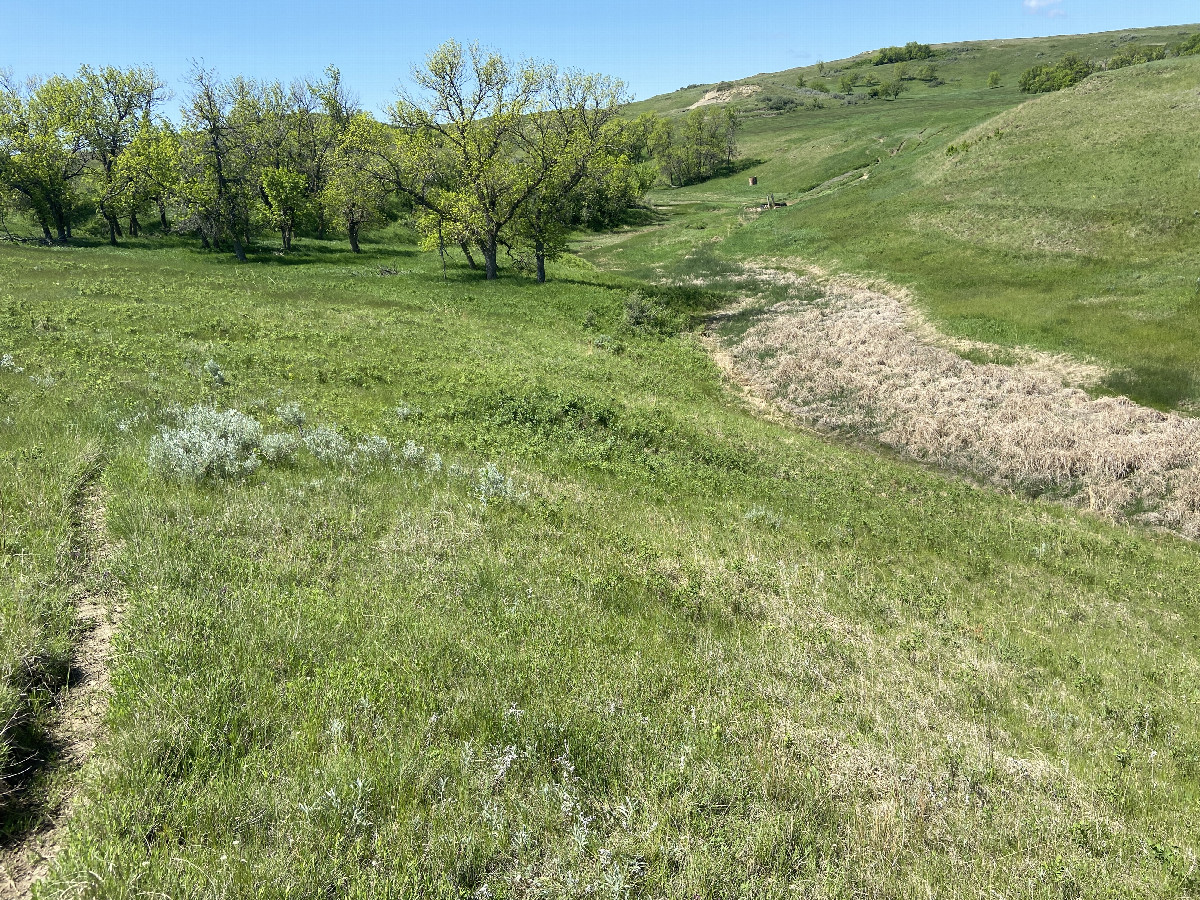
[0,238,1197,896]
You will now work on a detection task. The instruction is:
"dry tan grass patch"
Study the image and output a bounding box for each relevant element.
[712,263,1200,539]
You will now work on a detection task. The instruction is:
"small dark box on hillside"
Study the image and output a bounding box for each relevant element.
[749,176,757,186]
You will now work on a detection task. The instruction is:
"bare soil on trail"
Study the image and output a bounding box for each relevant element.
[0,485,120,899]
[709,262,1200,540]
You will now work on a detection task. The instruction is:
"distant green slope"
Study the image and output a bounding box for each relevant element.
[597,24,1200,411]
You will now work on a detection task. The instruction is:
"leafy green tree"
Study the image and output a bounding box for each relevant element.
[260,166,307,250]
[390,41,627,280]
[648,106,739,187]
[178,66,258,260]
[1175,33,1200,56]
[873,42,933,65]
[321,113,394,253]
[838,73,858,93]
[988,71,1002,89]
[0,73,88,240]
[1018,54,1095,93]
[113,122,182,232]
[57,65,165,243]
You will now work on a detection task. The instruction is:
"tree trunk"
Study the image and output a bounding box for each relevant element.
[107,215,118,246]
[129,211,140,237]
[40,221,52,241]
[232,235,247,262]
[535,239,546,284]
[459,242,477,270]
[348,222,361,254]
[157,200,168,231]
[281,226,291,252]
[483,233,498,281]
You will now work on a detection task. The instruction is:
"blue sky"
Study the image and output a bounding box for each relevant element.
[1,0,1197,113]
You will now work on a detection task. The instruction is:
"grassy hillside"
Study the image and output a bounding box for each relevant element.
[597,24,1200,410]
[0,233,1198,897]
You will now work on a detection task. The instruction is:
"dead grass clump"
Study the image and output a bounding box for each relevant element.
[720,265,1200,539]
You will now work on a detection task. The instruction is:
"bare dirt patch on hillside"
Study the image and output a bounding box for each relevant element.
[688,84,761,109]
[711,262,1200,539]
[0,485,121,898]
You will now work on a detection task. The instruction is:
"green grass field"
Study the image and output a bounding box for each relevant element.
[3,21,1200,900]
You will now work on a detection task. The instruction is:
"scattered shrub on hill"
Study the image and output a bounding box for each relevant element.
[838,74,858,93]
[1173,33,1200,56]
[806,79,829,93]
[762,94,800,112]
[915,63,940,82]
[1018,54,1096,93]
[873,42,933,65]
[869,80,907,100]
[988,71,1001,89]
[1107,45,1167,69]
[148,406,264,482]
[260,432,301,464]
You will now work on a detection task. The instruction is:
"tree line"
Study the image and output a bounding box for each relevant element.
[0,42,741,280]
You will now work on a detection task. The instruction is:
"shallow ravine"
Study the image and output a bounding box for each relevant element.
[0,482,122,899]
[707,260,1200,541]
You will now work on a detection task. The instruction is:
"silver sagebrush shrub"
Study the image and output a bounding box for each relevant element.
[354,434,392,464]
[148,406,263,481]
[276,401,306,428]
[303,425,351,463]
[261,432,302,464]
[0,353,23,373]
[475,462,517,507]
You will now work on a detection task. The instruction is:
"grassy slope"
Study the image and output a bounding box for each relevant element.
[598,24,1200,410]
[0,236,1198,897]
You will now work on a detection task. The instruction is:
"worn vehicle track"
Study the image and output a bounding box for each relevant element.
[0,482,121,898]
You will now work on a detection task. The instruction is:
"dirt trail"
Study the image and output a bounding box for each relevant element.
[0,484,120,898]
[709,262,1200,540]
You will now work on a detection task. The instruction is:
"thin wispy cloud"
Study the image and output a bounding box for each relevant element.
[1023,0,1065,16]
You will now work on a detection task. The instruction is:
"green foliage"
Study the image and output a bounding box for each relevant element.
[1172,32,1200,56]
[987,70,1002,88]
[1107,44,1167,69]
[868,79,907,100]
[646,106,740,187]
[873,41,934,65]
[1018,53,1096,93]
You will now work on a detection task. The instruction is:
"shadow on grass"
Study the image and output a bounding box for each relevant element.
[1101,365,1197,412]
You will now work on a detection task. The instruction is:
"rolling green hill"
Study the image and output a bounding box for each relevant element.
[3,22,1200,900]
[595,24,1200,410]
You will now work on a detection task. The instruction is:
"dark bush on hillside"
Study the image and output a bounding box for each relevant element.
[762,94,800,112]
[1174,33,1200,56]
[873,42,933,65]
[1107,45,1166,69]
[1018,54,1096,93]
